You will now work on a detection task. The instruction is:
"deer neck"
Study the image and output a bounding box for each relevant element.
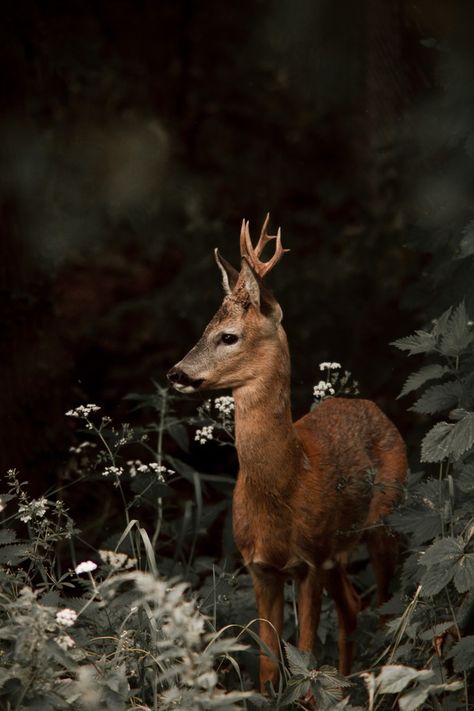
[232,327,303,491]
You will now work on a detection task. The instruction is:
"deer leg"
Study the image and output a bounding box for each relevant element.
[366,528,399,606]
[249,564,285,693]
[323,563,361,675]
[297,569,324,655]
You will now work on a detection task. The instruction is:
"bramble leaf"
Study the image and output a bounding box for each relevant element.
[439,301,474,356]
[420,422,454,462]
[410,380,462,415]
[391,331,436,356]
[447,635,474,672]
[398,364,450,399]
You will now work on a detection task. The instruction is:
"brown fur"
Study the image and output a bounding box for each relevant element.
[169,237,407,693]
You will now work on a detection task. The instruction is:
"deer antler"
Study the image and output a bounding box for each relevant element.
[240,213,289,279]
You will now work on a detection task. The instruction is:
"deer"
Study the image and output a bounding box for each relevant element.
[167,215,407,694]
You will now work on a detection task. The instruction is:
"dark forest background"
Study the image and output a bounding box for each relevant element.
[1,0,473,486]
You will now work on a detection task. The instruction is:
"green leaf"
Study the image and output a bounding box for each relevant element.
[391,330,437,356]
[0,543,31,565]
[420,422,454,462]
[419,537,474,595]
[453,552,474,593]
[420,537,463,567]
[410,380,462,415]
[447,412,474,460]
[388,507,442,546]
[398,685,430,711]
[0,528,17,545]
[398,364,450,399]
[375,665,433,694]
[283,641,311,676]
[439,301,474,356]
[447,635,474,672]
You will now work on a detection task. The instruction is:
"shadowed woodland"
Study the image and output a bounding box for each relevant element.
[1,1,474,709]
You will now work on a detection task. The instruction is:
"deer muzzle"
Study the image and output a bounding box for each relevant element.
[166,366,204,393]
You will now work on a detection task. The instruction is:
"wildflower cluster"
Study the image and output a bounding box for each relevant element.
[75,560,97,575]
[312,362,359,406]
[66,404,101,418]
[102,465,124,478]
[213,396,235,416]
[55,608,77,627]
[127,459,174,481]
[195,425,214,445]
[99,549,137,569]
[18,496,48,523]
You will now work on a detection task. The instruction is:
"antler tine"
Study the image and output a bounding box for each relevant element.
[240,215,289,279]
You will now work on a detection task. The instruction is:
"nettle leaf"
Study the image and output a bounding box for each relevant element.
[421,422,454,463]
[283,641,311,676]
[419,537,474,595]
[452,551,474,593]
[391,330,437,356]
[448,412,474,460]
[420,413,474,462]
[447,635,474,673]
[0,528,17,545]
[0,543,31,565]
[432,306,453,340]
[410,380,462,415]
[388,506,442,546]
[398,364,450,399]
[439,301,474,356]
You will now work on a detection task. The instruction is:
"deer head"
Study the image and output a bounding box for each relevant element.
[167,214,289,393]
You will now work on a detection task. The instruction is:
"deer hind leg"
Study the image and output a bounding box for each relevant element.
[366,527,399,606]
[249,563,285,693]
[323,561,361,675]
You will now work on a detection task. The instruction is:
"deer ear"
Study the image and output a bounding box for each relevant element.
[240,257,261,308]
[214,249,239,295]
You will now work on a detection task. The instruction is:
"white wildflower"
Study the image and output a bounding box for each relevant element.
[313,380,335,400]
[99,549,137,569]
[214,396,235,415]
[56,608,77,627]
[75,560,97,575]
[127,460,174,480]
[56,633,75,650]
[319,361,341,371]
[194,425,214,445]
[102,465,124,478]
[18,497,48,523]
[66,404,101,418]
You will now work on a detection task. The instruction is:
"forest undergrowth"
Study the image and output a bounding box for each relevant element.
[1,304,474,710]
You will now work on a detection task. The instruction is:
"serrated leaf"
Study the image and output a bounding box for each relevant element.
[448,412,474,460]
[410,380,462,415]
[0,543,31,565]
[447,635,474,672]
[391,330,436,356]
[419,537,474,596]
[440,301,474,356]
[420,422,454,462]
[453,552,474,593]
[398,364,450,399]
[283,641,311,676]
[420,537,463,567]
[0,528,17,545]
[388,506,442,545]
[432,306,453,339]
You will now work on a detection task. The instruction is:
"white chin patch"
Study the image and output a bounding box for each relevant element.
[174,384,196,394]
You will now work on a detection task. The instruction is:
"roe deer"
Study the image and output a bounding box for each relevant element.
[167,215,407,692]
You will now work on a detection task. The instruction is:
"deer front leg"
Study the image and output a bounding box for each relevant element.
[249,563,285,693]
[297,569,323,654]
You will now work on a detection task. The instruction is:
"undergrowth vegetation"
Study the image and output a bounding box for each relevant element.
[1,304,474,710]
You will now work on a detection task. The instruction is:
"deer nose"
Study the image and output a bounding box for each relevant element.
[167,367,204,389]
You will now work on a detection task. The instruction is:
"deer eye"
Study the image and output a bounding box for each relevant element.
[220,333,239,345]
